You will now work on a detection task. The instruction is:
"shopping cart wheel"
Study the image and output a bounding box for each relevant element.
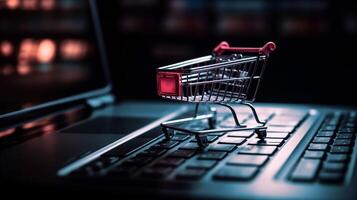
[162,127,174,140]
[195,134,208,148]
[255,129,267,140]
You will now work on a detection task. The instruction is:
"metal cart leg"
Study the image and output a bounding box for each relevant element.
[193,103,200,117]
[208,106,217,129]
[162,127,174,140]
[195,103,217,129]
[242,102,266,125]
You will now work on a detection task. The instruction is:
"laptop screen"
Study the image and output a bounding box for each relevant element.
[0,0,109,117]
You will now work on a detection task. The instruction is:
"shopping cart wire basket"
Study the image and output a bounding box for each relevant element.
[156,41,276,147]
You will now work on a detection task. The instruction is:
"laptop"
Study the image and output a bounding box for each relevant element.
[0,0,356,199]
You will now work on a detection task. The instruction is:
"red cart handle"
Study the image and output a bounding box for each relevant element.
[213,41,276,56]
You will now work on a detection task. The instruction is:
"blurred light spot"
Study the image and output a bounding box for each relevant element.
[280,17,327,35]
[42,124,55,133]
[23,118,49,129]
[41,0,55,10]
[0,128,16,138]
[60,39,88,60]
[22,0,38,10]
[217,15,266,35]
[23,121,38,129]
[37,39,56,63]
[6,0,20,9]
[0,40,14,56]
[19,39,37,61]
[17,63,31,75]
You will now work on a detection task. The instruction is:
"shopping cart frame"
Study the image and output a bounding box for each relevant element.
[157,41,276,147]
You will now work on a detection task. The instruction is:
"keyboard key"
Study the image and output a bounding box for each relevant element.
[180,142,200,150]
[321,125,337,131]
[336,134,353,139]
[155,157,185,167]
[333,139,352,146]
[171,134,190,141]
[308,143,328,151]
[71,167,95,176]
[273,114,304,121]
[108,165,138,177]
[139,148,167,157]
[265,132,289,139]
[330,146,351,154]
[313,137,331,144]
[303,150,325,159]
[325,117,340,126]
[175,131,190,135]
[339,127,355,133]
[317,131,334,137]
[326,154,349,162]
[103,136,156,157]
[218,137,246,145]
[239,145,277,155]
[168,150,195,158]
[207,132,226,136]
[208,144,236,152]
[227,154,268,166]
[95,156,120,168]
[191,135,218,143]
[186,159,217,169]
[268,119,300,127]
[213,165,258,181]
[322,162,346,172]
[152,140,179,149]
[123,156,153,166]
[176,168,206,180]
[343,122,355,128]
[197,151,227,160]
[223,115,251,127]
[255,113,273,121]
[319,171,344,183]
[141,167,173,178]
[227,131,254,138]
[249,138,284,146]
[267,126,295,133]
[291,159,321,182]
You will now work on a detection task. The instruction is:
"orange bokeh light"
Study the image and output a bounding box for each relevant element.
[40,0,55,10]
[0,40,14,56]
[42,124,55,133]
[19,39,37,61]
[37,39,56,63]
[22,0,38,10]
[0,128,16,138]
[17,63,31,75]
[60,40,88,60]
[5,0,20,9]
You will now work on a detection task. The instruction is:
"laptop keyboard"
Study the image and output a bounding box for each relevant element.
[70,109,313,182]
[290,112,356,183]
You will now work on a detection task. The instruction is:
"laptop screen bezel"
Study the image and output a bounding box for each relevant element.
[0,0,112,120]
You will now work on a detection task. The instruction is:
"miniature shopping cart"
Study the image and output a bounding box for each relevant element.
[156,41,276,147]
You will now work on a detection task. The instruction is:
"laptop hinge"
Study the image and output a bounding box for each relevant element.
[86,94,115,109]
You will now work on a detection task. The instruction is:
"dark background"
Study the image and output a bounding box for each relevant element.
[97,0,357,105]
